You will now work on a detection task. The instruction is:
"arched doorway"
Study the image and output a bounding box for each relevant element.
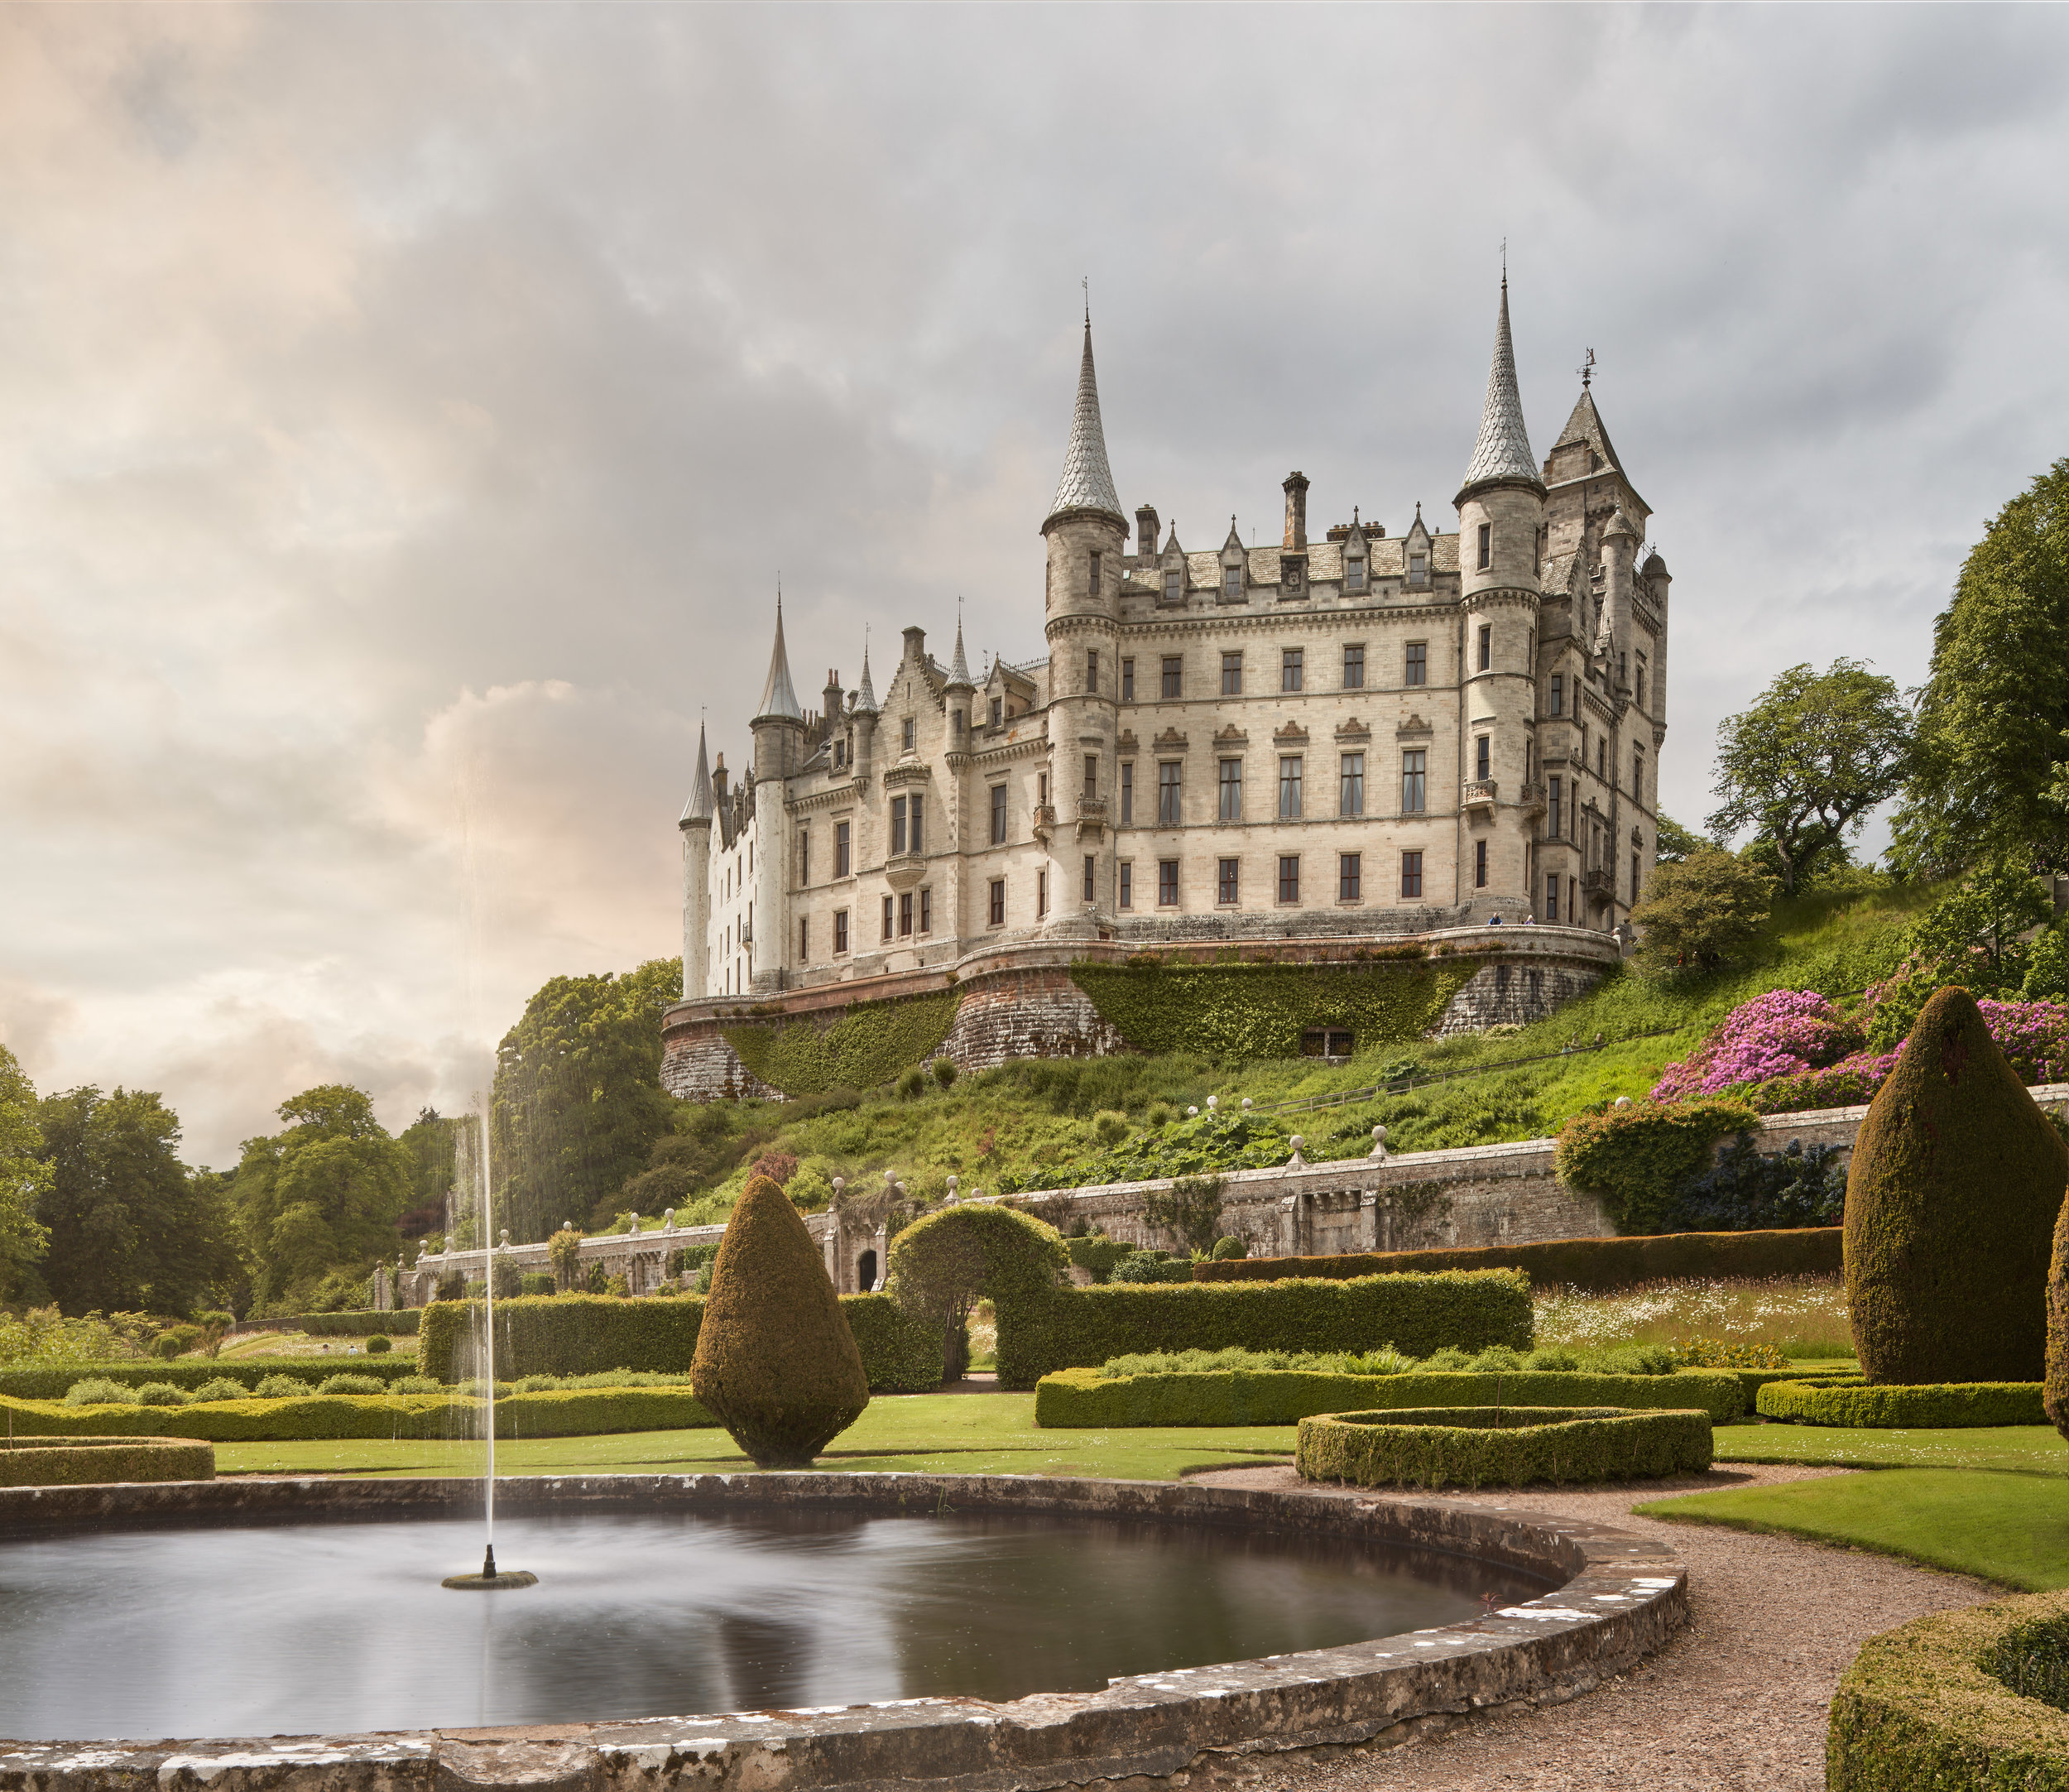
[857,1248,879,1293]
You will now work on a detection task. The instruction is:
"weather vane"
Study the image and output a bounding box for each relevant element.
[1578,348,1596,389]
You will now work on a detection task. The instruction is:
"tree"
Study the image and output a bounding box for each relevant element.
[1706,659,1912,896]
[0,1045,51,1302]
[1630,849,1776,972]
[396,1107,458,1239]
[33,1086,239,1318]
[232,1085,410,1315]
[1653,814,1707,866]
[492,958,683,1241]
[1891,458,2069,878]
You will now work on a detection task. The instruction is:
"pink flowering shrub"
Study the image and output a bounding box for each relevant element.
[1973,998,2069,1084]
[1651,991,1864,1102]
[1740,1050,1902,1114]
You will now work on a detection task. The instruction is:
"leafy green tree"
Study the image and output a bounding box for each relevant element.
[1892,458,2069,877]
[1630,848,1777,972]
[31,1087,239,1318]
[1865,859,2057,1048]
[492,958,683,1241]
[1653,814,1707,866]
[1706,659,1912,896]
[396,1107,457,1237]
[233,1085,410,1315]
[0,1045,51,1302]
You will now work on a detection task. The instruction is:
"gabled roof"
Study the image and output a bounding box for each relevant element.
[1457,278,1544,500]
[1551,387,1625,478]
[756,599,803,722]
[679,723,714,824]
[1044,319,1125,527]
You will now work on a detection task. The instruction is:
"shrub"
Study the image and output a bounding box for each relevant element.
[517,1274,554,1299]
[255,1374,305,1399]
[1678,1138,1846,1231]
[548,1227,583,1292]
[1297,1405,1714,1489]
[690,1175,870,1468]
[1827,1591,2069,1789]
[1653,990,1865,1101]
[1759,1376,2047,1428]
[3,1358,425,1401]
[1110,1250,1194,1285]
[365,1333,394,1355]
[1065,1236,1131,1284]
[62,1377,135,1407]
[191,1377,247,1402]
[151,1330,191,1361]
[930,1057,958,1090]
[1630,848,1775,971]
[316,1372,386,1396]
[1553,1098,1763,1233]
[748,1151,799,1186]
[886,1203,1072,1387]
[0,1437,215,1487]
[1847,987,2068,1383]
[133,1381,188,1406]
[1673,1336,1791,1371]
[895,1067,926,1100]
[2051,1174,2069,1446]
[1212,1236,1249,1260]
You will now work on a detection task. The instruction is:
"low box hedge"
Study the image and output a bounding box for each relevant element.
[1297,1405,1714,1490]
[1757,1376,2048,1429]
[0,1386,717,1443]
[238,1310,422,1337]
[0,1435,215,1487]
[416,1293,942,1392]
[1192,1227,1843,1292]
[1034,1365,1745,1429]
[0,1357,423,1403]
[1828,1589,2069,1789]
[996,1271,1531,1389]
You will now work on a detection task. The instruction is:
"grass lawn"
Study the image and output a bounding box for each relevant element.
[1716,1423,2068,1475]
[1636,1467,2069,1591]
[212,1391,1299,1482]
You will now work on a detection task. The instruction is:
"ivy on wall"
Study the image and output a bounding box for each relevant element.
[1068,957,1482,1061]
[722,990,961,1098]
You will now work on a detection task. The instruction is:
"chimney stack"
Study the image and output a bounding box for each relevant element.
[1282,472,1309,550]
[823,668,844,724]
[1135,505,1159,559]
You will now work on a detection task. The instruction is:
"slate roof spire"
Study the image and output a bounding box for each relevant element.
[1044,315,1125,529]
[852,645,879,715]
[679,722,714,824]
[756,593,804,722]
[945,615,974,689]
[1457,275,1544,501]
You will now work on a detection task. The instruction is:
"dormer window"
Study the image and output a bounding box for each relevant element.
[1223,564,1241,599]
[990,697,1003,728]
[1409,553,1428,586]
[833,738,846,770]
[1164,568,1183,603]
[1346,555,1366,592]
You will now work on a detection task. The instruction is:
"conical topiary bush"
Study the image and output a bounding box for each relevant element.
[1846,985,2068,1385]
[691,1174,870,1468]
[2045,1195,2069,1442]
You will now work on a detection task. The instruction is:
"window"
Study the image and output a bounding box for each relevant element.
[890,795,908,855]
[899,891,913,937]
[881,896,895,942]
[798,829,809,886]
[1084,753,1097,796]
[1218,758,1243,822]
[988,879,1005,926]
[1281,646,1304,692]
[1121,657,1135,699]
[1221,651,1243,695]
[1598,737,1607,779]
[910,799,923,853]
[1401,749,1427,814]
[1548,673,1563,716]
[1633,853,1643,902]
[1119,861,1133,908]
[1343,643,1365,689]
[1036,868,1048,917]
[1120,761,1134,825]
[799,916,809,959]
[1633,744,1645,800]
[989,697,1003,728]
[1160,655,1182,699]
[1222,563,1241,600]
[1089,550,1102,596]
[1404,641,1428,686]
[1545,874,1559,922]
[1476,736,1491,782]
[1619,650,1629,686]
[1039,771,1048,805]
[1636,653,1649,710]
[1217,857,1239,904]
[1158,859,1179,906]
[834,909,849,954]
[1279,755,1303,818]
[1568,875,1577,920]
[990,784,1007,844]
[1339,852,1361,901]
[1340,752,1365,816]
[1548,775,1563,838]
[920,887,933,933]
[1083,855,1097,902]
[1086,648,1099,692]
[835,820,850,877]
[1163,568,1182,603]
[1475,838,1488,888]
[1158,761,1182,825]
[902,717,916,752]
[1400,850,1424,899]
[1409,552,1428,586]
[1477,624,1492,671]
[1346,554,1366,592]
[1278,855,1300,903]
[1477,523,1491,570]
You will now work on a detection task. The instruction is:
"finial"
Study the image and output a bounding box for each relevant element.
[1579,348,1595,389]
[1352,505,1360,526]
[1500,237,1507,282]
[1083,275,1089,326]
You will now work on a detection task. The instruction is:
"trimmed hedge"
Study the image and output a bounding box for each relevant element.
[1192,1227,1844,1292]
[994,1271,1532,1390]
[1035,1365,1746,1428]
[1554,1098,1764,1234]
[417,1293,940,1393]
[0,1386,717,1442]
[1828,1590,2069,1790]
[238,1311,422,1337]
[0,1357,423,1402]
[0,1436,215,1487]
[1757,1376,2047,1429]
[1298,1405,1713,1490]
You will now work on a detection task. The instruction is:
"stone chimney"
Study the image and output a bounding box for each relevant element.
[823,668,844,725]
[711,752,728,810]
[1282,472,1309,551]
[1136,505,1159,559]
[901,624,926,665]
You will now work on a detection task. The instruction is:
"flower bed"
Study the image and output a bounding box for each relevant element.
[1297,1405,1713,1490]
[1757,1376,2047,1429]
[0,1435,214,1487]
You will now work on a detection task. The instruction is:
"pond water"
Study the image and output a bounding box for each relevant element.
[0,1506,1551,1740]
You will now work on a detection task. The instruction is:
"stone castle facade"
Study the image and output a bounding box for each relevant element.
[666,282,1668,1085]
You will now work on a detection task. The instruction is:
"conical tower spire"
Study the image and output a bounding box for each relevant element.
[679,722,714,824]
[946,615,973,689]
[852,645,879,714]
[756,594,803,721]
[1457,276,1543,501]
[1044,318,1124,529]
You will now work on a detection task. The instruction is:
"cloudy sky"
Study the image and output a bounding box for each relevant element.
[5,4,2067,1165]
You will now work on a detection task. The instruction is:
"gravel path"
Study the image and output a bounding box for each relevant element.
[1187,1462,2000,1792]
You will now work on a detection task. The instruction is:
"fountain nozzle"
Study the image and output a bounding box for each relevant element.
[482,1544,497,1578]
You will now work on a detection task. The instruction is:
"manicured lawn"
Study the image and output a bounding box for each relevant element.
[1636,1467,2069,1591]
[1716,1423,2068,1475]
[213,1391,1299,1482]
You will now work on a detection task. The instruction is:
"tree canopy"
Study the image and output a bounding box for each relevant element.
[0,1045,51,1303]
[1706,659,1911,896]
[1630,848,1777,972]
[1892,457,2069,877]
[1653,814,1707,866]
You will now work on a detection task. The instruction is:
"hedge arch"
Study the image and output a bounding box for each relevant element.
[886,1203,1071,1386]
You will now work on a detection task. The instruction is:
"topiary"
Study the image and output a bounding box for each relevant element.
[690,1173,870,1468]
[254,1374,304,1399]
[2048,1191,2069,1445]
[316,1372,386,1396]
[365,1333,394,1354]
[1847,985,2069,1384]
[887,1202,1070,1386]
[133,1381,189,1406]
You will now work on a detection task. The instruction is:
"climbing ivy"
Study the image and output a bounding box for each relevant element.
[722,990,960,1098]
[1069,956,1481,1060]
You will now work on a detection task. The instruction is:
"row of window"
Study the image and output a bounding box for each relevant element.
[1111,644,1426,701]
[1143,545,1426,605]
[1116,851,1429,909]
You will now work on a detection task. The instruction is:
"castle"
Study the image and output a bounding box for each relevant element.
[662,281,1666,1097]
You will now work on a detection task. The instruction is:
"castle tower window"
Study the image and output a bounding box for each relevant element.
[910,800,924,853]
[1346,553,1366,592]
[990,784,1007,844]
[1401,750,1427,814]
[1160,655,1183,699]
[1477,524,1492,571]
[1119,861,1133,908]
[1281,647,1304,692]
[890,796,908,854]
[1158,761,1183,825]
[1222,651,1243,695]
[881,896,895,942]
[1339,852,1361,902]
[1475,838,1488,888]
[1633,744,1644,800]
[836,820,852,877]
[902,717,916,752]
[1086,648,1099,692]
[990,697,1003,728]
[1084,753,1097,796]
[1400,850,1424,899]
[1278,855,1300,903]
[1218,758,1243,822]
[1343,643,1365,689]
[1340,753,1364,817]
[1636,654,1649,710]
[1083,856,1097,903]
[989,879,1006,926]
[1037,868,1048,917]
[798,829,809,886]
[1477,625,1492,671]
[1121,657,1135,699]
[1476,736,1491,781]
[1409,552,1428,587]
[1598,737,1607,779]
[1089,551,1102,595]
[1223,564,1241,600]
[1120,761,1134,824]
[1548,776,1563,838]
[1279,755,1303,819]
[1545,874,1559,922]
[899,892,914,937]
[1217,857,1239,905]
[1039,771,1049,805]
[1158,859,1179,906]
[834,909,849,954]
[1548,673,1563,716]
[1404,641,1428,687]
[798,917,809,965]
[1633,853,1642,902]
[1164,568,1183,603]
[921,887,933,933]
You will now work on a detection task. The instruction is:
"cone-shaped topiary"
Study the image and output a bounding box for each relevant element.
[691,1174,870,1467]
[1846,985,2068,1384]
[2046,1195,2069,1443]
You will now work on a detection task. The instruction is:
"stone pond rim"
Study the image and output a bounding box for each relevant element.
[0,1469,1688,1792]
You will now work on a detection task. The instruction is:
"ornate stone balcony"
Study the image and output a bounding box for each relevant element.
[1582,866,1614,896]
[1519,779,1548,815]
[1462,779,1498,812]
[885,852,927,891]
[1074,795,1108,841]
[1031,803,1058,842]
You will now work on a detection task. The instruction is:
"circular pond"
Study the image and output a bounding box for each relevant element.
[0,1504,1549,1740]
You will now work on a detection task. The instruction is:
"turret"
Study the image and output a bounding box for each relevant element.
[943,620,974,750]
[678,723,714,998]
[1601,507,1639,694]
[749,597,807,785]
[1041,315,1128,623]
[1454,275,1547,602]
[849,646,879,779]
